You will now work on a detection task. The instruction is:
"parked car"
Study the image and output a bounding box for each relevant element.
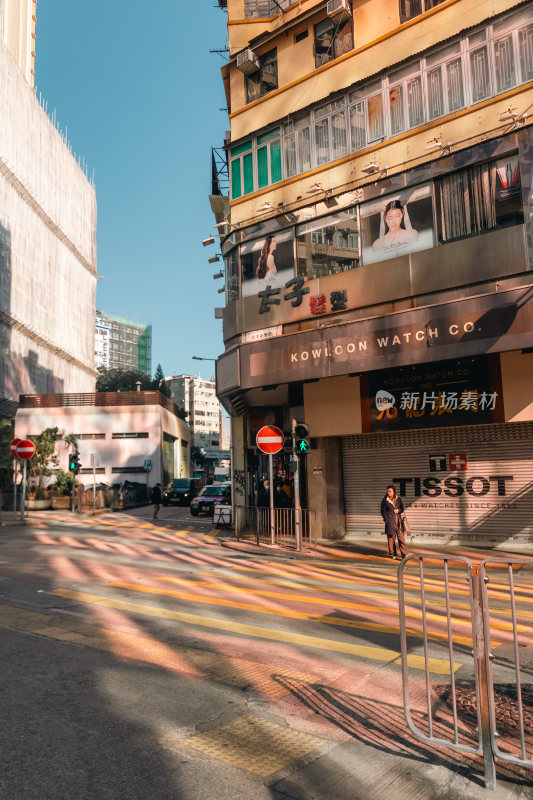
[190,483,231,516]
[162,478,200,507]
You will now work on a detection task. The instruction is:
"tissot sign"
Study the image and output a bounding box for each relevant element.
[228,286,533,393]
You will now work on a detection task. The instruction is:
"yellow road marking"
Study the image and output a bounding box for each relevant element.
[51,588,460,673]
[203,529,219,543]
[106,580,480,645]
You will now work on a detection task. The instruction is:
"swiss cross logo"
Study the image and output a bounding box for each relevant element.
[448,453,468,471]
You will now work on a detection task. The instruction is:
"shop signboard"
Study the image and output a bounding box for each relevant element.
[365,356,503,432]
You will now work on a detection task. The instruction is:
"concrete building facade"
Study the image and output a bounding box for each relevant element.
[94,311,152,375]
[214,0,533,546]
[0,0,97,403]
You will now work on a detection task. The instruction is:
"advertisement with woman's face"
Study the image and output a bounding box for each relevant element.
[360,183,435,265]
[240,229,295,298]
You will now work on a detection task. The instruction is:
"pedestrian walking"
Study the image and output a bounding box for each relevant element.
[151,482,162,520]
[380,483,408,560]
[257,480,270,508]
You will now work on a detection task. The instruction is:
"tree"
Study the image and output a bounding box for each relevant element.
[29,429,78,499]
[190,446,206,470]
[152,363,170,398]
[96,367,153,392]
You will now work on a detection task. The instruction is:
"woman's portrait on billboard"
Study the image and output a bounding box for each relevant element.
[372,199,419,253]
[256,235,277,282]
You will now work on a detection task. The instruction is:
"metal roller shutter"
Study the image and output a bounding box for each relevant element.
[342,422,533,543]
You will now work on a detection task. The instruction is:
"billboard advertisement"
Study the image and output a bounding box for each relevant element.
[360,183,434,264]
[240,229,295,298]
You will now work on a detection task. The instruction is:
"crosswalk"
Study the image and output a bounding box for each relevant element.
[21,512,533,679]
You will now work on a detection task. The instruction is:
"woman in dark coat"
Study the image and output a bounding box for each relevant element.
[380,484,408,560]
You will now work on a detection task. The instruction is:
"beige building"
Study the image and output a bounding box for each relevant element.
[0,0,97,406]
[214,0,533,545]
[15,392,191,488]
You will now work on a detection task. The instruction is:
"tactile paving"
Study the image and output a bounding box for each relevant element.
[185,714,326,777]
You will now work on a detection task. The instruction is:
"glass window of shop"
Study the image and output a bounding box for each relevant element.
[225,248,240,303]
[296,210,359,280]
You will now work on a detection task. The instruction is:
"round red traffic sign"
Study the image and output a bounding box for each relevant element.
[256,425,284,455]
[10,438,21,457]
[15,439,36,460]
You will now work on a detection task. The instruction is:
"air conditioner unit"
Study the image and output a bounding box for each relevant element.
[236,48,260,74]
[326,0,352,21]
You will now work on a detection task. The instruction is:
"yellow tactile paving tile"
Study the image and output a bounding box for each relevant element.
[0,602,315,698]
[184,715,327,777]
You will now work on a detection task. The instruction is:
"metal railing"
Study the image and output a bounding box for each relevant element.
[235,506,315,548]
[398,554,533,790]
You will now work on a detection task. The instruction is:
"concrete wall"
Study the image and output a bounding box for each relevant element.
[501,350,533,422]
[307,437,345,540]
[304,376,362,436]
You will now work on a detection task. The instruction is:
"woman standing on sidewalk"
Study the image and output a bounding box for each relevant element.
[380,484,408,560]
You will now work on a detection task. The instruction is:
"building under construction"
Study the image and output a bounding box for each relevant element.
[0,0,97,407]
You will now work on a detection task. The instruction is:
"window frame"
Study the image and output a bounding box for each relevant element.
[245,48,278,104]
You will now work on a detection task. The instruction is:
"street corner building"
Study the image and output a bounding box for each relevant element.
[212,0,533,547]
[0,1,98,409]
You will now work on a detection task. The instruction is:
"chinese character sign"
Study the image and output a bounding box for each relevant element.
[367,356,501,431]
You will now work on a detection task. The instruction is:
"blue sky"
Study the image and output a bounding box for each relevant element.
[35,1,229,381]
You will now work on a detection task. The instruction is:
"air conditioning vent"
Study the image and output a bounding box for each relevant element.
[326,0,352,21]
[236,48,260,74]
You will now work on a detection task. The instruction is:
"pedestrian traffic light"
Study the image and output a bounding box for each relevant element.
[294,423,311,455]
[68,452,80,474]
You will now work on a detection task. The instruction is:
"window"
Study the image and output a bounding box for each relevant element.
[283,113,311,178]
[314,14,353,68]
[225,248,240,302]
[399,0,447,23]
[112,432,149,439]
[256,128,282,188]
[314,98,348,165]
[519,23,533,81]
[296,210,359,280]
[493,33,516,92]
[246,49,278,103]
[230,140,253,200]
[436,155,523,243]
[79,467,105,475]
[74,433,105,440]
[111,466,148,474]
[244,0,290,17]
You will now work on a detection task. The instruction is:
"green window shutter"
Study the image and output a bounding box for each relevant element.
[257,146,269,188]
[231,159,242,199]
[231,140,252,157]
[270,139,282,183]
[257,127,280,145]
[243,152,254,194]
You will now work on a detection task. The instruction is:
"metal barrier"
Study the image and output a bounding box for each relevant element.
[398,554,533,790]
[235,506,315,549]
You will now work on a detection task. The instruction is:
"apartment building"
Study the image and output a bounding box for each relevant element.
[165,374,222,447]
[214,0,533,545]
[95,311,152,375]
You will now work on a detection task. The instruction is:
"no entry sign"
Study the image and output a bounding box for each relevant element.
[9,438,21,457]
[15,439,36,460]
[256,425,284,455]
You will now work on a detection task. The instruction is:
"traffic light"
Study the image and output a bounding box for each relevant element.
[294,423,311,455]
[68,452,80,474]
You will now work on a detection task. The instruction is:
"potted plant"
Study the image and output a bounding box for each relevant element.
[51,469,76,509]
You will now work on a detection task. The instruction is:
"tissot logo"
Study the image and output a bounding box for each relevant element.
[393,475,513,497]
[429,453,468,471]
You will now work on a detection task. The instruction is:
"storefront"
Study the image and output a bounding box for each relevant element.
[341,351,533,542]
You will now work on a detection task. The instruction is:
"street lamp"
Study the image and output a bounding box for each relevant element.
[192,356,217,362]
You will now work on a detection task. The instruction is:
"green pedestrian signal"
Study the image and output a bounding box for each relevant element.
[68,452,80,474]
[294,423,311,455]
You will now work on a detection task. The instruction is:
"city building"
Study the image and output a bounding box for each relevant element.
[95,311,152,375]
[15,391,191,488]
[214,0,533,545]
[0,1,98,407]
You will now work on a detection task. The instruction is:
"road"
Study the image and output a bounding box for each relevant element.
[0,506,531,800]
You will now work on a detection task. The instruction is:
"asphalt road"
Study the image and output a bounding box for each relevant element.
[0,507,531,800]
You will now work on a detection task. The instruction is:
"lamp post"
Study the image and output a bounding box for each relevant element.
[192,356,217,362]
